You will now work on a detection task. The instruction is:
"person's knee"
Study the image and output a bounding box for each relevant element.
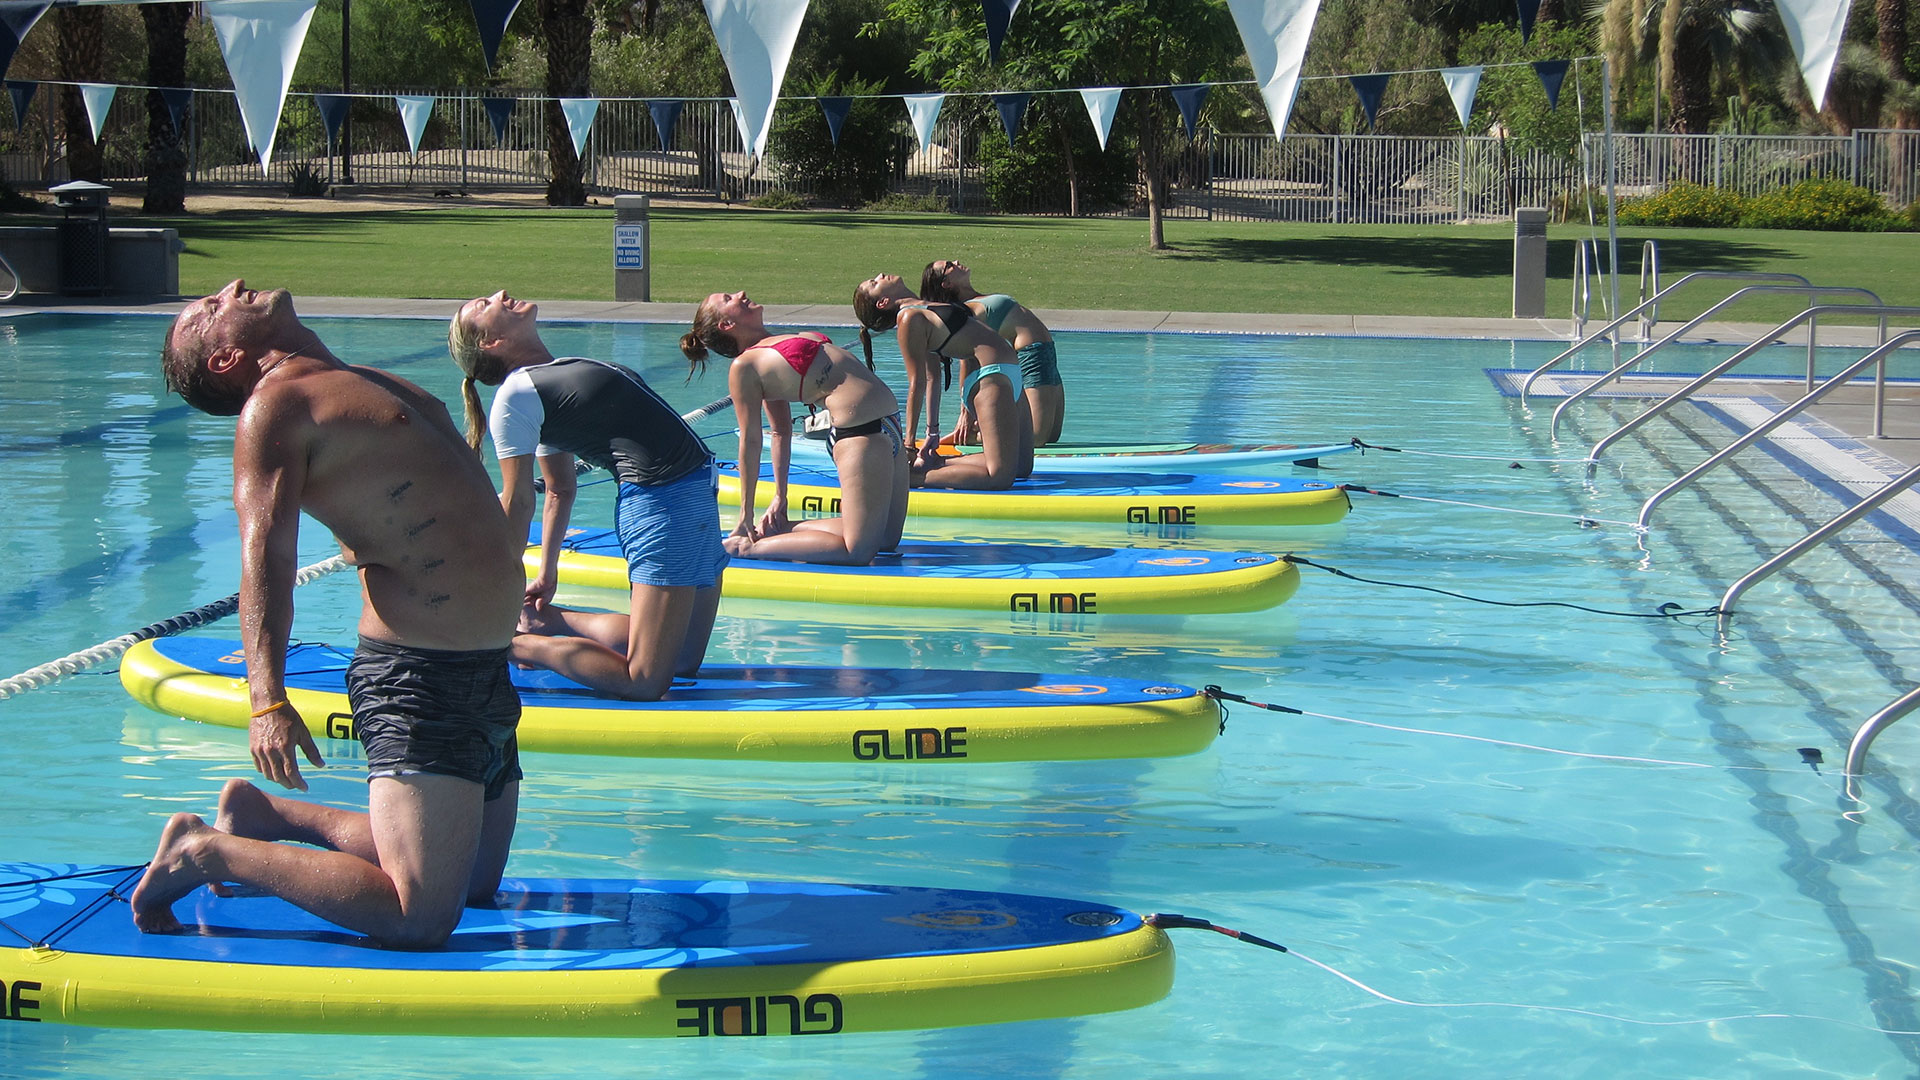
[378,911,463,950]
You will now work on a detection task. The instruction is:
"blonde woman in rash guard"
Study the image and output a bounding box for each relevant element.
[681,289,910,565]
[919,259,1065,446]
[853,272,1034,491]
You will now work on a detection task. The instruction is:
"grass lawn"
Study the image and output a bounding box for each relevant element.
[120,204,1918,323]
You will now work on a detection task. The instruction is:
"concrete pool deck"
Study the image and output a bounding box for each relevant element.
[19,294,1920,472]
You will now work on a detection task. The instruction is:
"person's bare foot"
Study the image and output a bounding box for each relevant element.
[130,813,218,933]
[517,601,563,635]
[722,533,755,557]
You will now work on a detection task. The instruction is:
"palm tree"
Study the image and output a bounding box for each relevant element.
[56,5,103,182]
[540,0,590,206]
[141,2,189,213]
[1598,0,1794,133]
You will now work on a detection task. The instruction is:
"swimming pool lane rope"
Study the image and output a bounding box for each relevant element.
[1338,483,1648,532]
[1280,555,1722,621]
[1147,913,1920,1036]
[0,555,349,701]
[1349,437,1609,469]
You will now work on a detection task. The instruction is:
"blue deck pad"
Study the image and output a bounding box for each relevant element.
[720,460,1339,498]
[0,863,1141,972]
[542,525,1281,582]
[156,637,1198,712]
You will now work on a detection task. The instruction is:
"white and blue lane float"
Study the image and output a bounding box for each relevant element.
[717,459,1351,528]
[786,434,1359,473]
[0,862,1171,1036]
[118,637,1223,763]
[533,525,1299,614]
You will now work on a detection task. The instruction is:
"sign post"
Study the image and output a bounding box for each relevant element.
[614,194,650,301]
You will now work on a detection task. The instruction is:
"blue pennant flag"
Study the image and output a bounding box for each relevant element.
[1348,73,1388,130]
[0,3,47,83]
[159,87,192,137]
[466,0,521,71]
[981,0,1019,62]
[4,78,30,132]
[1532,60,1570,109]
[1517,0,1540,41]
[482,96,515,143]
[647,99,683,151]
[1169,84,1209,139]
[313,93,349,146]
[818,96,851,147]
[993,91,1029,144]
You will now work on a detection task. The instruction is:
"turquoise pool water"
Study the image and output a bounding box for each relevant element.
[4,312,1920,1078]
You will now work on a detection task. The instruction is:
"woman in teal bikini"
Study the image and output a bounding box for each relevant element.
[682,290,910,565]
[854,272,1034,491]
[920,259,1065,446]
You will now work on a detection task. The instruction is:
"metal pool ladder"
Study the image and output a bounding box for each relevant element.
[0,251,18,302]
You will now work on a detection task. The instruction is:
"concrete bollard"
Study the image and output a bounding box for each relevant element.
[614,194,650,301]
[1512,207,1548,319]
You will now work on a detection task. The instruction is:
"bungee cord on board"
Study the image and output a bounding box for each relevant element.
[1279,554,1721,621]
[1348,437,1603,469]
[0,555,350,701]
[1337,483,1646,531]
[1146,914,1920,1036]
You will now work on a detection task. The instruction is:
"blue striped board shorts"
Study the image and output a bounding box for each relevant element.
[613,466,730,588]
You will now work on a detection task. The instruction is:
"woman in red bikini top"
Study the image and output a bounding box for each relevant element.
[681,290,910,567]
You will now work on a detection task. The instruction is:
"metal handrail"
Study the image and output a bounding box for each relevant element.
[1592,305,1920,472]
[1846,685,1920,802]
[1552,286,1888,437]
[0,251,18,302]
[1519,271,1815,402]
[1638,327,1920,529]
[1636,240,1660,342]
[1570,237,1597,341]
[1717,459,1920,634]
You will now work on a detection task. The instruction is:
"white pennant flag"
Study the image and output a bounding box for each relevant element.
[702,0,808,159]
[1440,66,1482,130]
[1225,0,1321,143]
[1775,0,1851,112]
[79,83,114,142]
[560,97,599,158]
[395,95,434,154]
[1079,87,1121,150]
[904,93,944,151]
[209,0,318,174]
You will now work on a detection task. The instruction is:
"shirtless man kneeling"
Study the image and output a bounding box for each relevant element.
[131,280,525,948]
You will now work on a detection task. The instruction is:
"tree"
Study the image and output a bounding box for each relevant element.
[874,0,1246,248]
[1599,0,1795,134]
[141,3,190,213]
[57,6,105,183]
[540,0,592,204]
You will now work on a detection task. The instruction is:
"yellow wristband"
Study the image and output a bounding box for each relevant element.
[249,699,289,718]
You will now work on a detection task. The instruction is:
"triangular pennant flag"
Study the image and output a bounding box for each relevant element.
[560,96,598,159]
[1516,0,1539,41]
[482,96,515,143]
[1224,0,1321,143]
[159,87,193,137]
[818,95,851,147]
[1440,65,1482,130]
[1079,87,1120,150]
[6,79,33,133]
[1347,73,1387,130]
[1532,59,1569,110]
[210,0,320,174]
[701,0,809,160]
[313,92,348,146]
[1169,84,1209,139]
[903,92,943,151]
[981,0,1019,62]
[79,83,114,143]
[395,94,433,154]
[0,3,48,84]
[465,0,521,71]
[646,99,683,150]
[992,91,1029,144]
[1775,0,1851,112]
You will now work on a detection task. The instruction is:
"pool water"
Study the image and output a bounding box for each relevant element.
[4,312,1920,1078]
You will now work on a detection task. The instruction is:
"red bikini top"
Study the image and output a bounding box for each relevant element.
[769,332,831,378]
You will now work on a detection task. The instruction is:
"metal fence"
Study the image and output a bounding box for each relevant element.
[1,85,1913,220]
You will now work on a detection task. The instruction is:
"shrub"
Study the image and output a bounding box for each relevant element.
[768,74,907,209]
[976,99,1134,216]
[749,188,809,210]
[1615,182,1746,227]
[860,192,949,213]
[286,162,329,198]
[0,179,40,212]
[1739,178,1900,232]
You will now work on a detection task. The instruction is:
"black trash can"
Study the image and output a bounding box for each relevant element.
[51,180,111,296]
